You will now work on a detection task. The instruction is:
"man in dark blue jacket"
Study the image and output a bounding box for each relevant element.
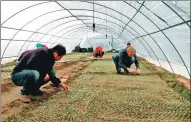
[11,44,69,103]
[112,46,141,74]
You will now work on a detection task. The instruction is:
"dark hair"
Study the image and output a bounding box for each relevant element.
[51,44,66,56]
[127,42,131,46]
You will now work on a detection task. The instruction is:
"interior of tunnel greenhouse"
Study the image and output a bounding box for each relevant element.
[1,1,190,121]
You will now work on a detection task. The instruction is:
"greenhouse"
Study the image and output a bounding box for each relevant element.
[1,1,190,121]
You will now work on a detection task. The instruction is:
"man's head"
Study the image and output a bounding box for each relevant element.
[126,46,136,57]
[51,44,66,61]
[96,46,103,52]
[127,42,131,48]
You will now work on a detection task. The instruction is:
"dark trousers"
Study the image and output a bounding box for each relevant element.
[112,55,135,73]
[11,69,55,95]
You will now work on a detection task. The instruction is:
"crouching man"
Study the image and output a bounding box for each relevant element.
[93,46,104,58]
[11,44,69,103]
[112,46,141,74]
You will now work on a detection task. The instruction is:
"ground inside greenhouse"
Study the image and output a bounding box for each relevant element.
[1,53,190,122]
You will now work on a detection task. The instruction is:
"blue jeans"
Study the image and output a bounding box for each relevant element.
[11,69,55,95]
[112,55,135,73]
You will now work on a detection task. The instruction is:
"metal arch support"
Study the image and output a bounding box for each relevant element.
[0,2,154,58]
[143,1,190,76]
[1,1,188,76]
[120,1,145,37]
[17,16,82,57]
[50,27,98,48]
[1,9,67,58]
[47,26,95,48]
[7,8,133,59]
[61,24,122,38]
[62,25,122,39]
[46,23,124,48]
[125,27,162,67]
[6,7,118,59]
[59,29,124,51]
[123,30,161,66]
[63,29,96,40]
[62,29,94,40]
[52,29,92,48]
[1,26,59,38]
[57,24,154,61]
[133,1,169,26]
[162,1,191,28]
[55,24,121,41]
[31,21,154,62]
[51,23,128,47]
[128,20,190,41]
[16,18,89,58]
[0,6,164,66]
[17,12,126,57]
[1,1,52,25]
[55,1,95,32]
[135,1,190,76]
[76,2,175,73]
[30,19,90,49]
[45,13,127,46]
[42,16,124,47]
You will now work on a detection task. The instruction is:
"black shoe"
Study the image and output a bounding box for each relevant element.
[116,71,121,74]
[30,90,43,96]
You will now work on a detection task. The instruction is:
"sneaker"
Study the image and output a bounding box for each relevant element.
[30,90,43,96]
[20,95,30,103]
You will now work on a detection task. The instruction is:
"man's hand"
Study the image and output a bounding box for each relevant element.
[127,68,135,73]
[60,83,69,92]
[136,69,141,75]
[44,74,50,81]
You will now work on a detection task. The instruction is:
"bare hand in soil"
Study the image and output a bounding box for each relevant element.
[136,69,141,75]
[127,68,135,73]
[60,83,69,92]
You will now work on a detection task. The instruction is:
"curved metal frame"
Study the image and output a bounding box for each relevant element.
[1,1,190,76]
[120,1,145,37]
[122,1,175,73]
[29,19,90,52]
[162,1,190,28]
[42,16,124,48]
[13,8,131,58]
[49,24,122,46]
[1,1,52,25]
[1,9,67,58]
[2,10,161,67]
[17,18,89,56]
[71,2,189,75]
[55,24,155,61]
[82,1,190,75]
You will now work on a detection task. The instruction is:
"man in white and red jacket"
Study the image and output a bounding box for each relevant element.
[93,46,104,58]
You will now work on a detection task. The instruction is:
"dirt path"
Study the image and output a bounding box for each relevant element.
[1,59,93,119]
